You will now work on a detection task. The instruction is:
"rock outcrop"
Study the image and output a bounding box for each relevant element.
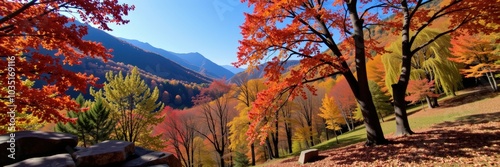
[73,140,135,167]
[0,131,180,167]
[0,131,78,166]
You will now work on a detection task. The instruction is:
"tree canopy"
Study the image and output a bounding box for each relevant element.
[0,0,134,126]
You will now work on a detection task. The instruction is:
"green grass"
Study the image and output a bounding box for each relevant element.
[312,107,476,153]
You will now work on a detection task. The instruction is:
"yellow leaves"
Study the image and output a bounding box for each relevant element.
[318,94,346,130]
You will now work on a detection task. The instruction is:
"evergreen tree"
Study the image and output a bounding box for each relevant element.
[55,94,115,146]
[234,151,250,167]
[91,67,165,150]
[55,94,92,147]
[86,98,114,144]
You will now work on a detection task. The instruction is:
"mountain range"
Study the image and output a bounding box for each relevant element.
[221,65,246,74]
[74,22,212,84]
[119,38,235,79]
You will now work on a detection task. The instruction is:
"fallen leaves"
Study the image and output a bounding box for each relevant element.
[269,113,500,167]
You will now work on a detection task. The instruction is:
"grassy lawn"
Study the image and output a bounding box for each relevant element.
[256,87,499,166]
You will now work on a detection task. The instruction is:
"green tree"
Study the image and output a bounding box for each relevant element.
[54,94,90,147]
[91,67,165,150]
[55,94,92,147]
[55,94,114,147]
[383,30,462,108]
[368,81,393,122]
[86,99,115,144]
[234,151,250,167]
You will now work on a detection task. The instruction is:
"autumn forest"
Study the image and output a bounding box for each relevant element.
[1,0,499,167]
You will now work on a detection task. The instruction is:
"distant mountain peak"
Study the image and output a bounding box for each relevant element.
[119,38,235,79]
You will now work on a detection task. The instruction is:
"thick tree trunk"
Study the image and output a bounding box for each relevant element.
[392,44,414,136]
[378,111,385,122]
[346,0,387,145]
[393,83,414,136]
[392,0,415,136]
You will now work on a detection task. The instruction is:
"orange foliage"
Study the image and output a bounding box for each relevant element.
[367,56,388,94]
[235,0,387,144]
[405,79,439,104]
[330,77,357,113]
[0,1,134,127]
[449,34,500,78]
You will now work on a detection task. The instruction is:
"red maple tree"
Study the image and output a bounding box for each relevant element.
[0,0,134,129]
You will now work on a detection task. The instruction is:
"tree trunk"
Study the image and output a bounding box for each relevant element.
[378,111,385,122]
[80,129,87,147]
[308,124,314,147]
[334,130,339,144]
[425,96,433,108]
[265,137,273,160]
[325,124,330,140]
[392,0,415,137]
[219,151,225,167]
[489,71,498,91]
[346,0,387,145]
[432,97,439,107]
[486,72,495,91]
[392,83,414,136]
[250,143,255,166]
[349,110,355,130]
[272,113,279,158]
[285,123,293,154]
[340,110,352,131]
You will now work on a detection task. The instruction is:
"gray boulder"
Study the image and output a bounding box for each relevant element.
[0,131,78,166]
[121,152,180,167]
[73,140,134,167]
[5,153,75,167]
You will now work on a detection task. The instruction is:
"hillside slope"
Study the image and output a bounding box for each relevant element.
[78,23,211,84]
[120,38,234,79]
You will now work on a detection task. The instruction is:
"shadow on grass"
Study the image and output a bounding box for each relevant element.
[279,155,328,164]
[281,112,500,165]
[385,107,423,122]
[433,111,500,128]
[384,87,498,122]
[439,87,498,108]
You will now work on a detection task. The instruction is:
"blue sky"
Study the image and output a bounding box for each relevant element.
[102,0,253,66]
